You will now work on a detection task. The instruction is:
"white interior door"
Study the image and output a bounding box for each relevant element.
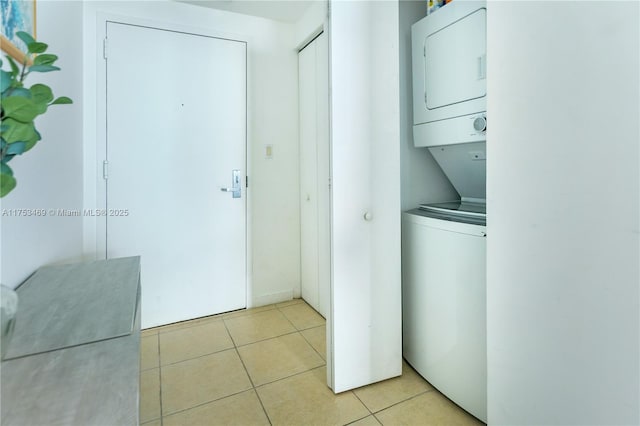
[299,32,330,318]
[328,1,401,392]
[105,22,247,329]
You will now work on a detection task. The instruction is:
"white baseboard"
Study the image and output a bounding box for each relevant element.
[253,289,294,307]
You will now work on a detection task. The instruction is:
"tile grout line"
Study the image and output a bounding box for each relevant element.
[156,332,164,426]
[241,332,325,388]
[157,345,236,368]
[372,413,383,426]
[253,364,327,392]
[277,302,326,332]
[234,328,302,349]
[276,305,300,332]
[159,387,256,420]
[342,387,435,425]
[158,326,266,420]
[252,388,273,426]
[222,315,273,426]
[153,320,321,369]
[146,298,304,336]
[371,389,434,416]
[283,301,327,361]
[299,326,326,361]
[343,413,378,426]
[224,327,256,388]
[145,300,322,425]
[154,305,283,335]
[351,389,374,416]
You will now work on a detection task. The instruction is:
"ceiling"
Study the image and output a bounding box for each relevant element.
[176,0,316,23]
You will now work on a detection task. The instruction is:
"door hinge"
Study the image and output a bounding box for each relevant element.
[103,38,108,60]
[102,160,109,180]
[246,176,249,188]
[423,44,426,57]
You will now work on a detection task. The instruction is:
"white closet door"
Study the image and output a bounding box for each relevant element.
[299,40,320,312]
[328,1,402,392]
[315,33,330,318]
[299,33,330,318]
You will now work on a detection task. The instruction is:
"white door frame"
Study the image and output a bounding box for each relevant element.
[84,11,253,309]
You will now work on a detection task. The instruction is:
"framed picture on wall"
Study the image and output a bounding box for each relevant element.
[1,0,36,64]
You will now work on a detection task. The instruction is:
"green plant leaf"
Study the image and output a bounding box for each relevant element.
[1,96,39,122]
[16,31,36,47]
[23,139,39,152]
[0,171,17,197]
[0,70,11,93]
[5,141,26,155]
[1,162,14,177]
[50,96,72,105]
[30,84,54,104]
[28,64,60,73]
[33,54,58,66]
[6,56,20,77]
[27,42,48,54]
[1,118,40,145]
[0,139,15,163]
[5,88,31,98]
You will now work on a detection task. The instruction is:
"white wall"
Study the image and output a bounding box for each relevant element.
[1,1,84,289]
[82,1,300,307]
[399,0,457,211]
[487,2,639,424]
[294,0,327,48]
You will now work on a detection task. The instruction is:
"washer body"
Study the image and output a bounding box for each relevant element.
[402,208,487,422]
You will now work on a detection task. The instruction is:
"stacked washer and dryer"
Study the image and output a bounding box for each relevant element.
[403,1,487,423]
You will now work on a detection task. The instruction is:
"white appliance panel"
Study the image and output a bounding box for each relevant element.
[412,0,486,147]
[428,142,486,200]
[413,112,486,148]
[402,212,487,422]
[425,8,486,110]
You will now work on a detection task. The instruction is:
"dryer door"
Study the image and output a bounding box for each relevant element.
[411,1,486,128]
[425,8,486,110]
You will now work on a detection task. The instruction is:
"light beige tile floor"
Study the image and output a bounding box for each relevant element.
[140,299,484,426]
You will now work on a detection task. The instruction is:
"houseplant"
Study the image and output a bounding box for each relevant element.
[0,31,72,197]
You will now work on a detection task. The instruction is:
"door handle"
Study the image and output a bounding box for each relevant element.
[220,169,241,198]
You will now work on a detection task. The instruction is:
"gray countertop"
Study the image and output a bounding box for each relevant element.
[5,256,140,360]
[1,257,141,426]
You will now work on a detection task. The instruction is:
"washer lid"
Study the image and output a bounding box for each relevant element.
[428,141,486,200]
[420,200,485,217]
[414,204,486,226]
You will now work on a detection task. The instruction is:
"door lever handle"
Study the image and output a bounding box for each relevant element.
[221,169,241,198]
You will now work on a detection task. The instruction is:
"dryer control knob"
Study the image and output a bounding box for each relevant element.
[473,116,487,132]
